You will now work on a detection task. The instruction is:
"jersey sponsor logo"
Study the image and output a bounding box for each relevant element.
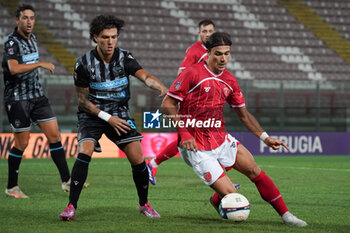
[96,91,126,99]
[22,52,39,62]
[203,172,212,182]
[90,77,128,90]
[204,87,211,92]
[143,110,162,129]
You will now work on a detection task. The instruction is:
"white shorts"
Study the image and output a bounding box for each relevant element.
[178,134,239,186]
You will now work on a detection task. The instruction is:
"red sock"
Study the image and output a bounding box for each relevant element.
[251,170,288,216]
[154,140,178,165]
[211,192,221,207]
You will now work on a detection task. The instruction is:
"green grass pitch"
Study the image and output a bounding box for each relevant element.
[0,156,349,233]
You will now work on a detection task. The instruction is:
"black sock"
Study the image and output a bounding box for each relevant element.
[132,161,149,206]
[7,147,23,189]
[50,142,70,182]
[69,153,91,209]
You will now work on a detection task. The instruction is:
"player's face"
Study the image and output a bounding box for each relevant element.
[94,28,118,57]
[198,24,215,44]
[16,10,35,37]
[207,46,231,74]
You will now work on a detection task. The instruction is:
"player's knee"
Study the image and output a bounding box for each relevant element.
[15,141,29,151]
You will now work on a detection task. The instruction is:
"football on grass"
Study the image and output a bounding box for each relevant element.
[219,193,250,221]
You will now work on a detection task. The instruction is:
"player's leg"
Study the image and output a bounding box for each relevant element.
[5,100,31,198]
[120,141,160,218]
[38,120,70,186]
[32,96,71,187]
[234,144,307,227]
[146,140,178,185]
[59,141,93,221]
[5,131,30,198]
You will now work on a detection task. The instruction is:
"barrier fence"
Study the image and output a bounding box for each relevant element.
[1,132,349,159]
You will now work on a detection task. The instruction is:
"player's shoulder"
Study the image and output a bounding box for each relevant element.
[4,33,18,47]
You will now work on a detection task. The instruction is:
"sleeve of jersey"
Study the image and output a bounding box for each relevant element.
[227,81,246,108]
[73,60,89,88]
[4,39,20,60]
[167,68,193,101]
[178,47,196,70]
[124,52,143,76]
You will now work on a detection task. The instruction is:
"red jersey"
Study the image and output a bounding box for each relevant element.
[168,62,245,150]
[179,41,208,71]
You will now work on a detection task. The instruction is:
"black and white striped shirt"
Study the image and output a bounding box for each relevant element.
[2,28,43,101]
[74,47,142,118]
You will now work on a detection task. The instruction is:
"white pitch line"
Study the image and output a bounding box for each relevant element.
[261,165,350,172]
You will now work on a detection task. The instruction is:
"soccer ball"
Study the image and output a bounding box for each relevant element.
[219,193,250,221]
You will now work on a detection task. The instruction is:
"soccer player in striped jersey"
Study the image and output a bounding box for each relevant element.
[2,4,74,198]
[161,32,307,227]
[146,19,216,185]
[59,15,167,221]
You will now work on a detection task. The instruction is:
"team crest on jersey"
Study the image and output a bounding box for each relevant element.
[224,87,230,97]
[174,81,181,89]
[204,87,211,92]
[204,172,212,182]
[7,48,14,55]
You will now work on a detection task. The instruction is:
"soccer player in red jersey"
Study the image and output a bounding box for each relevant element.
[161,32,307,227]
[145,19,216,185]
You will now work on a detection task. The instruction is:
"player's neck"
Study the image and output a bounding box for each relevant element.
[97,47,113,63]
[17,28,31,40]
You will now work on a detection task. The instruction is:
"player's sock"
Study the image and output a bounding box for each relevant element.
[50,142,70,182]
[211,192,222,207]
[132,161,149,206]
[251,170,288,216]
[154,141,178,165]
[7,147,23,189]
[69,153,91,209]
[149,159,158,168]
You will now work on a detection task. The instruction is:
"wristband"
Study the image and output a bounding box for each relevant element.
[260,132,269,141]
[98,111,112,122]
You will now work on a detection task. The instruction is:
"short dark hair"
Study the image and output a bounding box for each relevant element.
[15,4,35,18]
[205,32,232,51]
[89,15,125,42]
[198,19,215,29]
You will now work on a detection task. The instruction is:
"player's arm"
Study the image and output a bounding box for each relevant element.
[75,86,130,135]
[134,69,168,97]
[162,95,198,151]
[8,59,55,75]
[234,107,289,151]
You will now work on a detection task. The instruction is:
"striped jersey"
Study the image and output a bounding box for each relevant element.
[2,28,43,101]
[179,41,208,71]
[74,47,142,118]
[168,62,245,150]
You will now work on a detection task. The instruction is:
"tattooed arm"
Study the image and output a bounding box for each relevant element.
[75,86,130,135]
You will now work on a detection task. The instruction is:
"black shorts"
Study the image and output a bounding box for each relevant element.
[5,96,56,132]
[77,113,143,152]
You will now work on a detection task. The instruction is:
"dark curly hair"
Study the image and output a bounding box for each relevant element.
[15,4,35,18]
[89,15,125,42]
[205,32,232,51]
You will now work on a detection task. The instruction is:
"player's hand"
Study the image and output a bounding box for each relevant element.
[40,62,55,74]
[264,137,289,151]
[180,139,198,152]
[108,116,131,136]
[159,88,168,98]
